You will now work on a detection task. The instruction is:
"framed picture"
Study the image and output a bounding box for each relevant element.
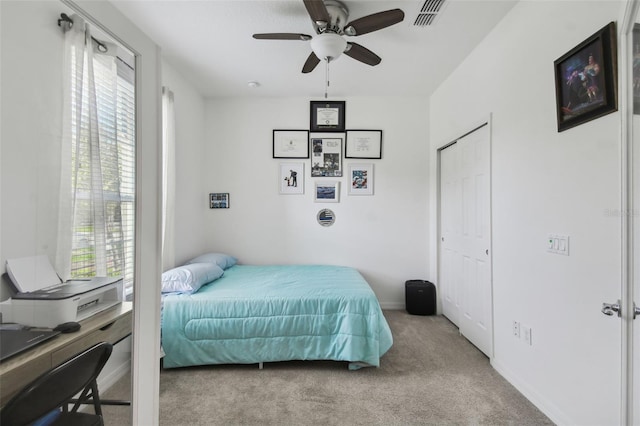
[279,163,304,194]
[310,101,345,132]
[554,21,618,132]
[209,193,229,209]
[348,163,374,196]
[634,24,640,114]
[273,130,309,158]
[310,133,343,177]
[314,181,340,203]
[345,130,382,159]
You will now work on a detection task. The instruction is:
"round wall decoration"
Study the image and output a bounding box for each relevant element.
[317,209,335,227]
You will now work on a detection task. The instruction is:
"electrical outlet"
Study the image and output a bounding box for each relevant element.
[513,321,520,338]
[522,325,532,345]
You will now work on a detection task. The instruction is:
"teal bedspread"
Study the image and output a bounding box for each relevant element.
[161,265,393,369]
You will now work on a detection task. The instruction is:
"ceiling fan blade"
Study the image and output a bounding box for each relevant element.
[302,52,321,73]
[344,42,381,66]
[253,33,312,41]
[344,9,405,36]
[303,0,331,26]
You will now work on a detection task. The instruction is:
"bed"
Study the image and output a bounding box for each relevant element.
[160,258,393,370]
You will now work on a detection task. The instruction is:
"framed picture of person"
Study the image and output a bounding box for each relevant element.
[279,163,304,195]
[553,22,618,132]
[310,134,343,177]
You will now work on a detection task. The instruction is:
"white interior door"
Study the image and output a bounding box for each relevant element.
[457,125,492,357]
[439,123,492,357]
[439,143,461,326]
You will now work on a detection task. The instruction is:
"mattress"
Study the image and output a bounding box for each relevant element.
[161,264,393,369]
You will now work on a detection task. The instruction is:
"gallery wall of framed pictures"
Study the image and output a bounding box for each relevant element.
[270,101,381,222]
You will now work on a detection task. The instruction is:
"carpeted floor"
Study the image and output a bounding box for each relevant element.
[102,310,554,425]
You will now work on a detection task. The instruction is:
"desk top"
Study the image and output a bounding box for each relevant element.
[0,301,132,374]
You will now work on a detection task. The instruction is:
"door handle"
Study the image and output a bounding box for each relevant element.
[601,300,621,317]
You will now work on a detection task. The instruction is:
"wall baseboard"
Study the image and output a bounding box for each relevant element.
[491,358,570,426]
[380,302,404,310]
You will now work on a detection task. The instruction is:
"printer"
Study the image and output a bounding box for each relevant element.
[0,255,123,328]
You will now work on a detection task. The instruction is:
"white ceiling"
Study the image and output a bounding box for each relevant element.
[111,0,517,98]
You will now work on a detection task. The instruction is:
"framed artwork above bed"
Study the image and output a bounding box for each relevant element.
[279,163,304,195]
[273,130,309,158]
[310,133,343,177]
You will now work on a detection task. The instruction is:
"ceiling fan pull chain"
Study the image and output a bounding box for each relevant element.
[324,58,330,99]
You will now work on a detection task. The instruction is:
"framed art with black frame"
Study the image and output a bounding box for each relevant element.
[553,21,618,132]
[345,130,382,159]
[634,24,640,114]
[273,130,309,158]
[310,133,343,177]
[209,193,229,209]
[310,101,346,132]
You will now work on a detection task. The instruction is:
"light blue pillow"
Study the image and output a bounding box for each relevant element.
[161,262,224,294]
[186,252,237,270]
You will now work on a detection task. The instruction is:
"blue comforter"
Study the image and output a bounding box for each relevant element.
[161,265,393,369]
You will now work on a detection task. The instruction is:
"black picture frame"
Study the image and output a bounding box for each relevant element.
[310,101,346,132]
[310,134,343,177]
[554,22,618,132]
[633,24,640,114]
[209,193,229,209]
[345,130,382,159]
[272,130,309,158]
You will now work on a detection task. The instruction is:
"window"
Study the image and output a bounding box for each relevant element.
[68,46,135,295]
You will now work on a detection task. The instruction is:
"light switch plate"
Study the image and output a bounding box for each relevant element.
[547,234,569,255]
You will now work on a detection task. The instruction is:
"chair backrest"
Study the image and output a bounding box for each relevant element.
[0,341,113,425]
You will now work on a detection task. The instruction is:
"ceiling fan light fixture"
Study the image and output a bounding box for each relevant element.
[310,32,347,61]
[343,25,356,36]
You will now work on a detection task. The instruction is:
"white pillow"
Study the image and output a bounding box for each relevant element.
[161,262,224,294]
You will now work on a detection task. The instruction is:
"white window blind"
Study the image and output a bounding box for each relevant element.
[69,50,135,294]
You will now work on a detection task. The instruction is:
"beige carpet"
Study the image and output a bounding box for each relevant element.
[102,310,553,425]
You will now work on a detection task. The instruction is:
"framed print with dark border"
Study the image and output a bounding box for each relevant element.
[345,130,382,159]
[310,101,345,132]
[310,133,343,177]
[314,181,340,203]
[279,163,304,195]
[348,163,374,196]
[273,130,309,158]
[634,24,640,114]
[554,21,618,132]
[209,193,229,209]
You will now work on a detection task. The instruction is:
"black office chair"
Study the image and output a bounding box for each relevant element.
[0,341,113,426]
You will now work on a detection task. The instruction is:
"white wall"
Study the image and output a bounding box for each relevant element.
[162,60,209,267]
[201,96,429,308]
[429,1,624,424]
[0,1,64,298]
[1,1,162,423]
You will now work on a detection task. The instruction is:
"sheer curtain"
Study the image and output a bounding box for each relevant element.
[162,87,176,270]
[56,15,121,280]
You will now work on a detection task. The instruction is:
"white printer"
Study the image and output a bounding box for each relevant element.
[0,255,123,328]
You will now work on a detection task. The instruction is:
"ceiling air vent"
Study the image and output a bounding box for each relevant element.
[413,0,446,27]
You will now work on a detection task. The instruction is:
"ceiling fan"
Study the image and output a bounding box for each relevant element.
[253,0,405,74]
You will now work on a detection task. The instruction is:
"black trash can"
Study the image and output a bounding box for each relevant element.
[405,280,436,316]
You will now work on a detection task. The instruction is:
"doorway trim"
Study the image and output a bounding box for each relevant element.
[620,0,639,423]
[436,114,494,357]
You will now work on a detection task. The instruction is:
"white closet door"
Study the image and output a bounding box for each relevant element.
[439,124,492,357]
[440,143,462,326]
